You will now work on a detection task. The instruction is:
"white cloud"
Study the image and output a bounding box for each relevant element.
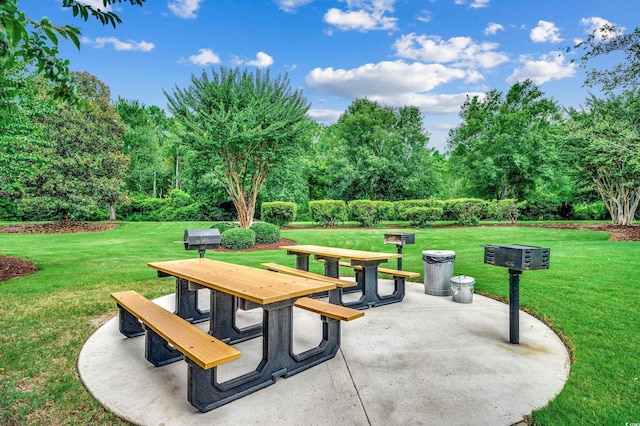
[454,0,491,8]
[184,48,221,65]
[307,108,343,123]
[368,92,485,114]
[417,10,431,23]
[506,53,576,85]
[306,60,473,98]
[484,22,504,35]
[168,0,203,19]
[580,17,622,40]
[393,33,508,69]
[246,52,274,68]
[530,20,563,43]
[275,0,315,13]
[85,37,154,52]
[77,0,112,10]
[324,0,398,32]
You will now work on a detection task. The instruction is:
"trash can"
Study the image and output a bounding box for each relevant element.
[422,250,456,296]
[451,275,475,304]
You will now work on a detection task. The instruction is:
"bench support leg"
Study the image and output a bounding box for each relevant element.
[175,278,209,323]
[144,326,184,367]
[117,305,144,337]
[188,296,342,412]
[209,291,262,344]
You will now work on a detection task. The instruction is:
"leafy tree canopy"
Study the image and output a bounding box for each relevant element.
[576,24,640,93]
[0,0,145,98]
[165,67,311,228]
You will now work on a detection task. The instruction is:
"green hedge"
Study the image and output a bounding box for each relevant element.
[487,199,526,224]
[572,201,608,220]
[443,198,488,225]
[395,199,445,220]
[261,202,296,227]
[210,222,240,234]
[309,200,347,226]
[348,200,394,227]
[220,228,256,250]
[250,222,281,244]
[405,206,443,228]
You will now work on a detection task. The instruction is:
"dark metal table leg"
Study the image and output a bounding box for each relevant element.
[175,278,209,323]
[209,291,262,344]
[509,269,522,344]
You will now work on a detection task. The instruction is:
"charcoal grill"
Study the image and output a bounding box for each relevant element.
[482,244,550,344]
[384,232,415,270]
[184,229,221,258]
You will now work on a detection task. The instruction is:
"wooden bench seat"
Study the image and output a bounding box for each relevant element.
[261,262,356,288]
[111,290,240,369]
[294,297,364,321]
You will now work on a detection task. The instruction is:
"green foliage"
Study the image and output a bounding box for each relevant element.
[0,0,145,98]
[561,91,640,225]
[395,199,445,220]
[210,221,240,233]
[405,206,442,228]
[347,200,393,227]
[309,200,347,226]
[447,80,561,200]
[520,199,572,221]
[250,222,281,244]
[444,198,487,225]
[220,227,256,250]
[487,199,526,224]
[166,189,193,209]
[576,24,640,93]
[571,201,608,220]
[314,99,439,202]
[166,67,311,228]
[0,199,19,220]
[261,201,296,227]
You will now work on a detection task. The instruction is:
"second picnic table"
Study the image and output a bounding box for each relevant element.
[279,244,405,309]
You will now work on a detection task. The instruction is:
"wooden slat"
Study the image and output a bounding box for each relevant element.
[280,245,402,261]
[294,297,364,321]
[148,258,335,304]
[261,263,356,288]
[111,291,240,370]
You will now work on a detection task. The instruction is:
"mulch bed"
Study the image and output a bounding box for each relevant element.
[1,221,638,283]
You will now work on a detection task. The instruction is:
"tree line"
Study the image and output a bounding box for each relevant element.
[1,2,638,226]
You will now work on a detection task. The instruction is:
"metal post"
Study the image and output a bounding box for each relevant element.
[508,269,522,344]
[396,244,403,270]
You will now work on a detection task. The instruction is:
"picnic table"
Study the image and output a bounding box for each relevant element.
[142,257,362,412]
[278,245,410,309]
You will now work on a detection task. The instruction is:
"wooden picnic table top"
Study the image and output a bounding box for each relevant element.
[148,258,334,305]
[280,245,402,262]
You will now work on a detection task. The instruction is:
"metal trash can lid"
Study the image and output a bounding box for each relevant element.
[422,250,456,263]
[451,275,475,285]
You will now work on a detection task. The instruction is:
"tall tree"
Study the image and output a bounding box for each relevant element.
[323,98,437,201]
[447,80,560,200]
[19,72,129,221]
[165,67,311,228]
[576,24,640,93]
[561,91,640,225]
[0,0,145,97]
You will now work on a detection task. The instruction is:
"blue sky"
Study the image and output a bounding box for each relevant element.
[21,0,638,151]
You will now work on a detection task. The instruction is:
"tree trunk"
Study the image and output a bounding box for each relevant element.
[153,170,157,198]
[109,203,116,221]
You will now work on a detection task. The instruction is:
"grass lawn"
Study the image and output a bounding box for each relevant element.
[0,221,638,424]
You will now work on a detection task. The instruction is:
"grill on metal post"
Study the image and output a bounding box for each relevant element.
[183,229,221,258]
[481,244,550,344]
[383,233,415,270]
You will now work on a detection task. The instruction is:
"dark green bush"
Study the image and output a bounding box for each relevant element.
[210,222,240,233]
[309,200,347,226]
[572,201,608,220]
[220,228,256,250]
[443,198,487,225]
[348,200,394,227]
[405,206,442,228]
[261,202,296,227]
[0,199,20,220]
[250,222,281,244]
[520,200,572,220]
